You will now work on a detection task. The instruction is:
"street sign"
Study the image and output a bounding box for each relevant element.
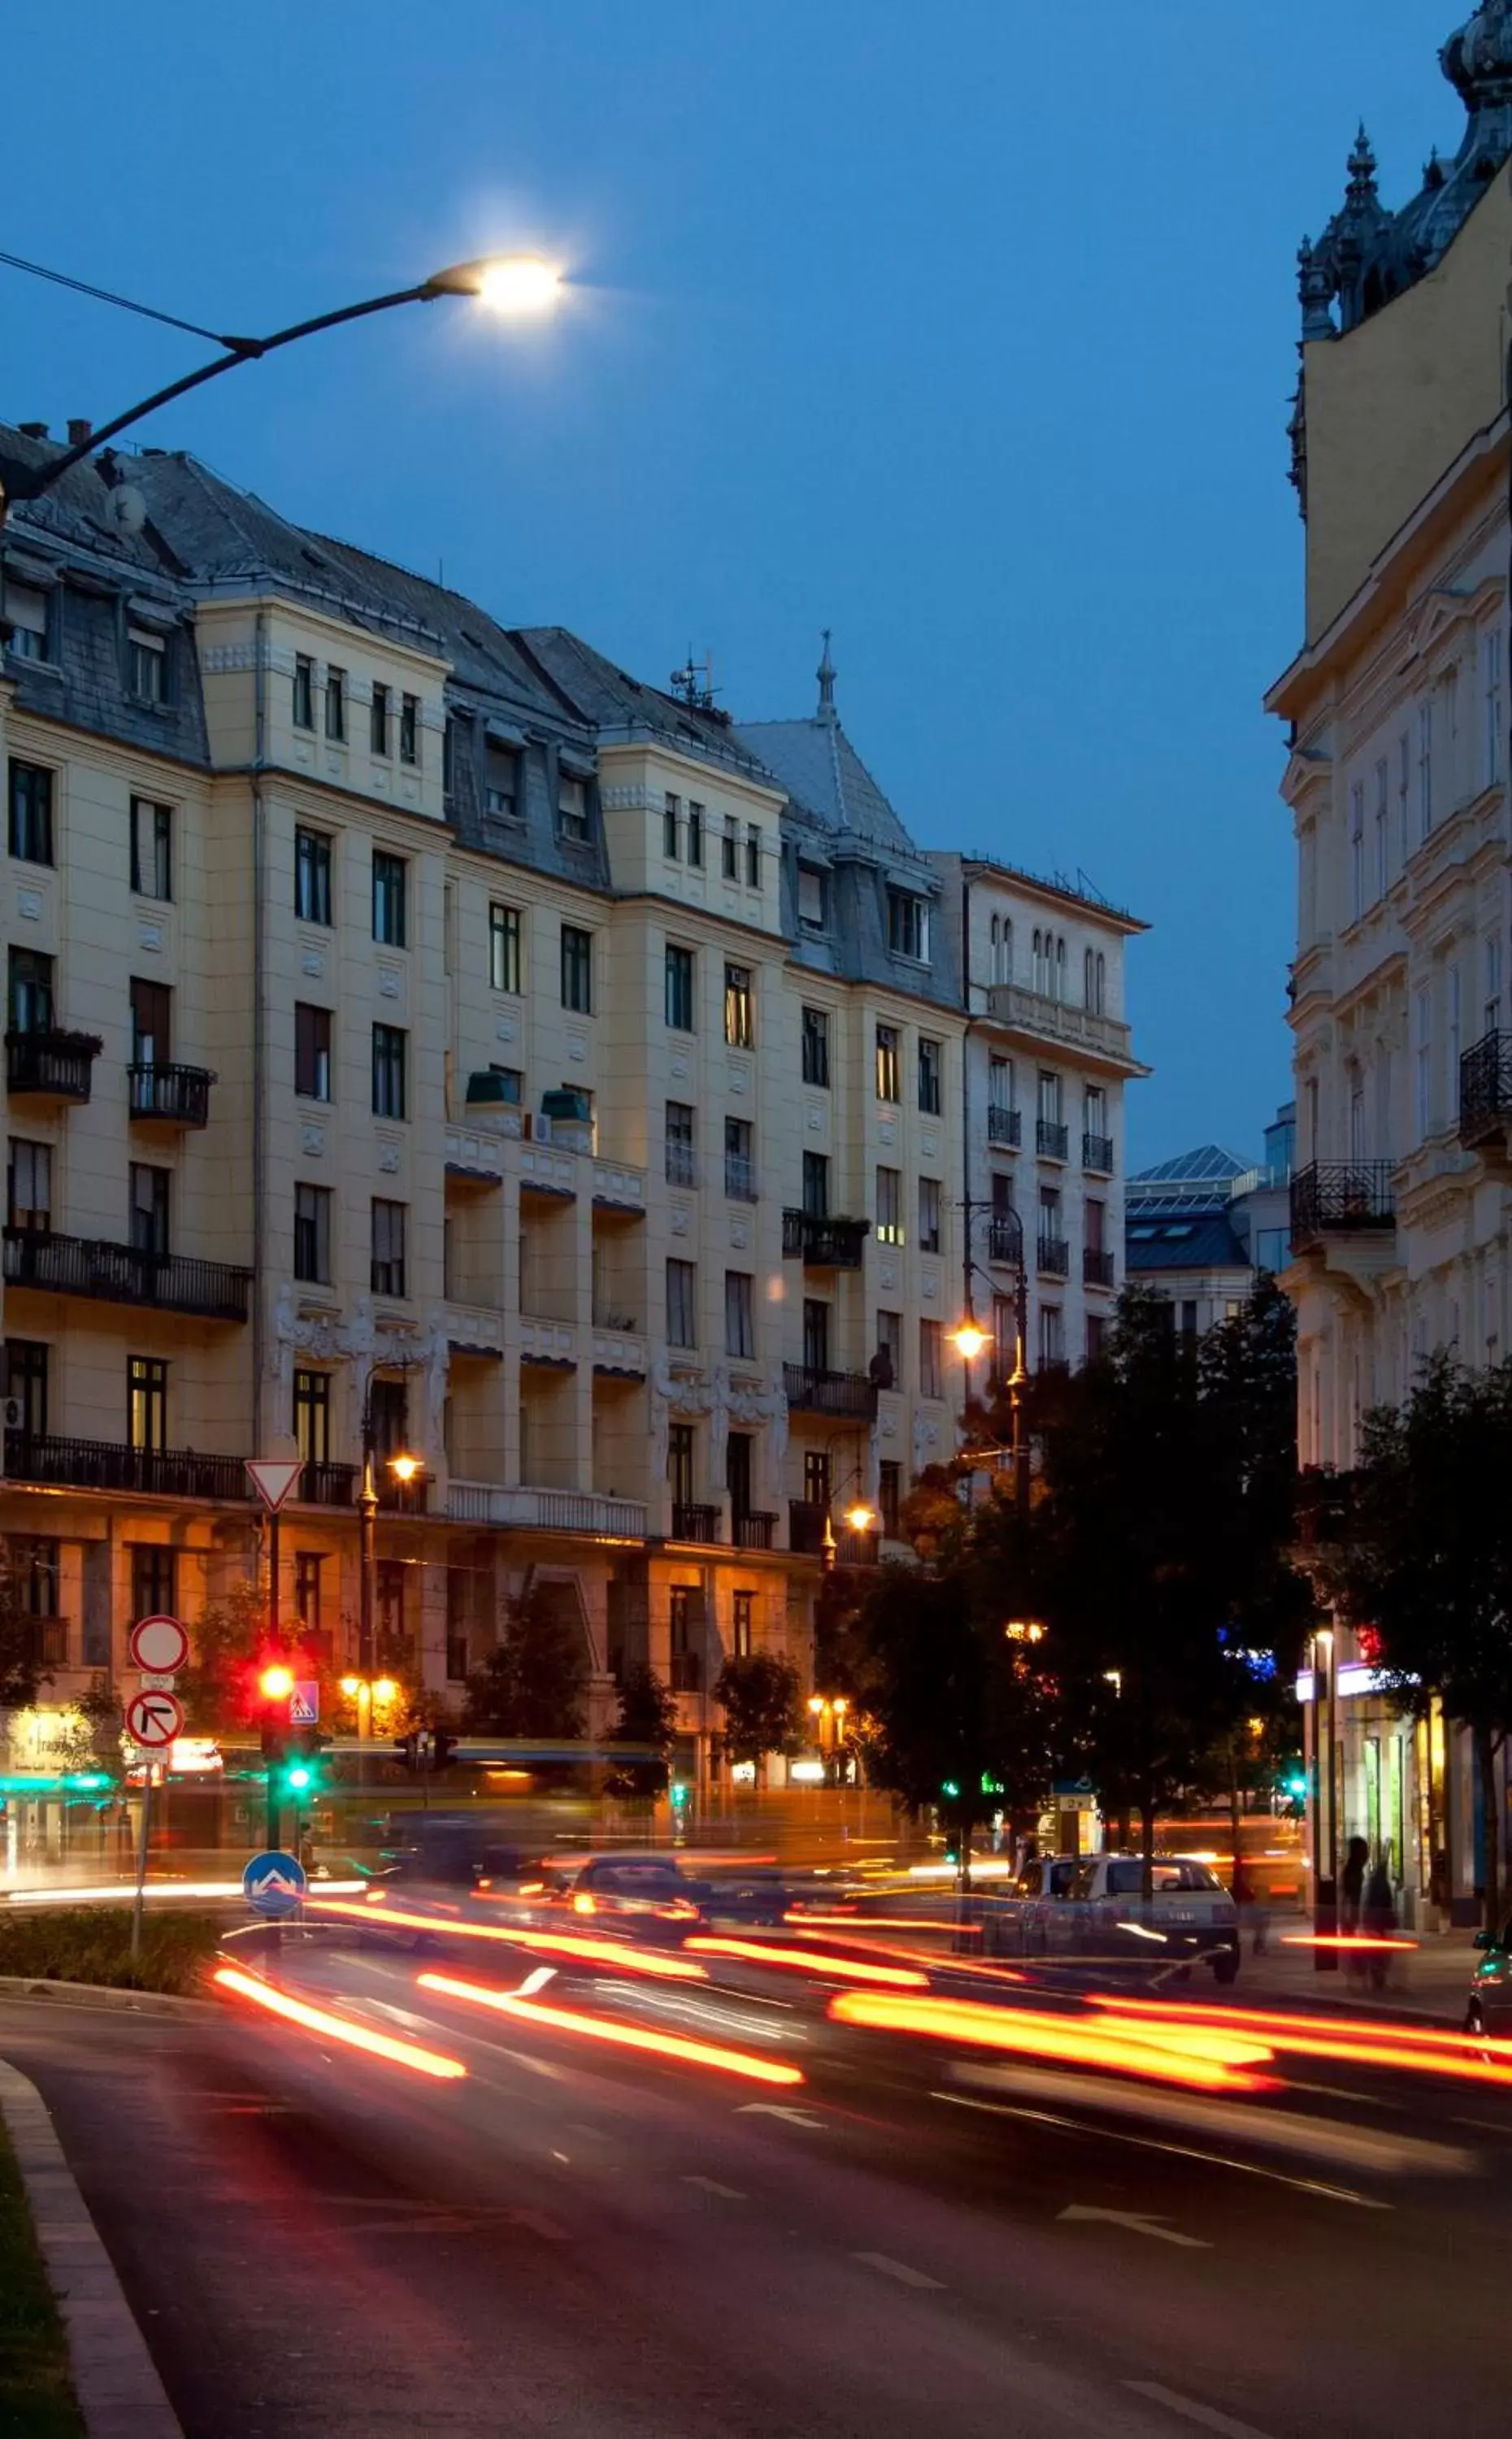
[289,1680,319,1725]
[245,1458,304,1511]
[139,1672,177,1693]
[129,1614,189,1675]
[124,1688,185,1750]
[242,1850,308,1918]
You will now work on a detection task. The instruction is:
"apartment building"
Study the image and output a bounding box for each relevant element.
[1267,7,1511,1920]
[1124,1109,1295,1334]
[0,429,1147,1775]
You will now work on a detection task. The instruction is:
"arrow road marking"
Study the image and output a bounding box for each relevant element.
[1124,2381,1277,2438]
[853,2251,946,2291]
[735,2103,825,2128]
[1058,2205,1210,2249]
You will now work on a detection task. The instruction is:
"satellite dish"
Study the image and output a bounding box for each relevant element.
[111,484,146,536]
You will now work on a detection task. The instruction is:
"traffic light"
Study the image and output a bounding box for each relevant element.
[281,1726,329,1797]
[941,1779,961,1802]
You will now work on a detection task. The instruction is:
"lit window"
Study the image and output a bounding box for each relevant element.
[875,1166,903,1246]
[875,1024,900,1102]
[724,963,754,1048]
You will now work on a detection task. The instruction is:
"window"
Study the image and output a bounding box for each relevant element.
[1086,1315,1108,1363]
[1038,1306,1064,1367]
[369,1376,409,1461]
[293,1368,330,1465]
[666,1102,696,1188]
[293,655,315,729]
[1483,628,1505,790]
[484,740,517,819]
[989,913,1011,985]
[560,924,593,1013]
[1449,962,1462,1099]
[11,1537,60,1628]
[130,977,171,1067]
[722,815,739,879]
[295,1002,332,1100]
[732,1589,755,1659]
[803,1448,831,1507]
[489,903,523,993]
[400,693,420,766]
[1418,699,1433,840]
[797,863,827,929]
[370,681,390,755]
[875,1024,900,1102]
[325,666,346,741]
[3,580,49,661]
[801,1006,830,1087]
[371,850,406,946]
[1414,985,1432,1139]
[128,1540,175,1619]
[745,825,762,888]
[376,1560,406,1645]
[879,1460,902,1538]
[8,947,52,1034]
[918,1175,941,1253]
[1349,780,1365,921]
[802,1150,830,1218]
[7,1140,50,1233]
[371,1024,407,1120]
[445,1567,469,1682]
[294,1552,325,1646]
[875,1308,902,1389]
[295,828,332,925]
[887,888,929,962]
[128,1356,168,1453]
[724,1269,755,1359]
[802,1298,830,1373]
[687,802,704,866]
[1374,759,1389,898]
[129,1163,170,1258]
[1086,1198,1106,1254]
[667,1259,697,1348]
[989,1054,1013,1111]
[919,1319,943,1399]
[1084,947,1107,1011]
[724,1116,755,1201]
[1037,1070,1062,1124]
[293,1183,332,1283]
[666,943,696,1031]
[663,793,680,859]
[1039,1183,1062,1245]
[1485,933,1504,1033]
[7,761,53,864]
[371,1198,407,1298]
[130,797,172,899]
[1254,1228,1290,1275]
[723,963,754,1049]
[1085,1083,1106,1138]
[558,772,590,841]
[128,628,167,705]
[918,1037,942,1115]
[668,1424,695,1510]
[873,1166,902,1246]
[4,1339,48,1438]
[993,1294,1015,1376]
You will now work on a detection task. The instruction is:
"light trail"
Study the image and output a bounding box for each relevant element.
[5,1878,367,1906]
[687,1936,928,1988]
[211,1965,467,2080]
[1088,1992,1512,2061]
[828,1992,1275,2092]
[305,1894,708,1980]
[417,1972,806,2085]
[1280,1934,1419,1952]
[1088,1994,1512,2086]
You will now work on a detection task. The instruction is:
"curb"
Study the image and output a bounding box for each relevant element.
[0,2055,185,2439]
[0,1975,213,2016]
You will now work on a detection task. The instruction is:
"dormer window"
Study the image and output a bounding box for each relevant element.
[558,773,589,841]
[886,887,928,963]
[797,862,827,930]
[128,628,167,706]
[3,581,49,663]
[484,739,517,820]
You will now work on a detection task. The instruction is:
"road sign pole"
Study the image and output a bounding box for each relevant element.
[129,1764,152,1963]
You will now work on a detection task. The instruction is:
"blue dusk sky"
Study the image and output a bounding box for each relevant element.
[0,2,1466,1162]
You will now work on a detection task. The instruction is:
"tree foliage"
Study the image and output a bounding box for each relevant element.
[604,1664,680,1800]
[461,1586,588,1739]
[0,1538,47,1715]
[712,1653,804,1771]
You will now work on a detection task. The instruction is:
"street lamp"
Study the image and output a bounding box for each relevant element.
[0,250,563,537]
[341,1673,399,1741]
[949,1198,1030,1516]
[358,1409,423,1676]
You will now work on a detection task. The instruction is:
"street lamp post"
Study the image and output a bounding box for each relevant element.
[358,1381,422,1679]
[1312,1624,1338,1973]
[0,250,563,541]
[950,1198,1030,1517]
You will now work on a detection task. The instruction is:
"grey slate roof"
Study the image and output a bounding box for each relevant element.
[1129,1146,1253,1189]
[1124,1215,1252,1275]
[736,712,918,855]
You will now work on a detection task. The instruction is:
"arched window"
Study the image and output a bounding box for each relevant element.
[1095,951,1106,1013]
[1000,918,1011,983]
[1084,948,1095,1007]
[990,915,1000,980]
[1054,936,1067,1000]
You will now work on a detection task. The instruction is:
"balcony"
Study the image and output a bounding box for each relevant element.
[671,1501,722,1544]
[781,1210,870,1268]
[128,1063,214,1128]
[732,1509,778,1550]
[592,1157,647,1217]
[835,1528,880,1568]
[376,1474,429,1514]
[1037,1236,1071,1277]
[22,1615,68,1667]
[1082,1131,1114,1174]
[666,1141,697,1189]
[986,1105,1021,1148]
[788,1499,827,1556]
[298,1461,357,1506]
[1083,1246,1117,1289]
[7,1028,102,1101]
[1290,1162,1395,1250]
[3,1228,252,1322]
[784,1363,878,1419]
[3,1432,251,1503]
[1036,1120,1069,1161]
[445,1482,648,1537]
[983,982,1145,1076]
[723,1154,758,1203]
[987,1215,1024,1267]
[1460,1029,1512,1152]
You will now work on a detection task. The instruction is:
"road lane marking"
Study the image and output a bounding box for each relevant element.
[1124,2380,1278,2438]
[1059,2205,1209,2249]
[931,2090,1391,2209]
[853,2251,946,2290]
[683,2174,747,2200]
[735,2102,825,2128]
[498,2046,567,2080]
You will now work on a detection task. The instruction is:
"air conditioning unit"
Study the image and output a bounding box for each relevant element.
[2,1398,23,1431]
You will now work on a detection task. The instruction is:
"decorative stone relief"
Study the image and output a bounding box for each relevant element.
[378,1145,401,1175]
[879,1120,896,1146]
[880,1411,898,1438]
[671,1054,689,1080]
[880,1264,897,1291]
[302,1124,325,1157]
[921,1272,939,1300]
[378,965,402,999]
[806,1106,823,1132]
[496,1015,517,1041]
[670,1205,690,1235]
[15,889,41,921]
[567,1034,587,1062]
[302,950,325,978]
[730,1222,749,1249]
[729,1066,749,1094]
[921,1133,939,1159]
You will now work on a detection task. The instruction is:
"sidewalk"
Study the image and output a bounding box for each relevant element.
[1227,1923,1478,2023]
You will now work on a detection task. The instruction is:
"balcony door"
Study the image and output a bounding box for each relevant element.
[802,1298,830,1374]
[130,978,172,1067]
[726,1430,753,1521]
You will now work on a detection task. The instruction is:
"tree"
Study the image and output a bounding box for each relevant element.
[604,1664,680,1801]
[0,1538,49,1715]
[176,1583,267,1733]
[462,1586,588,1738]
[713,1652,804,1776]
[1329,1353,1512,1932]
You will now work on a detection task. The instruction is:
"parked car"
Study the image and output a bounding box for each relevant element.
[982,1856,1083,1954]
[1063,1854,1240,1980]
[1466,1919,1512,2038]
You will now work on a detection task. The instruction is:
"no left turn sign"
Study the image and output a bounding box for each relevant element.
[124,1689,185,1750]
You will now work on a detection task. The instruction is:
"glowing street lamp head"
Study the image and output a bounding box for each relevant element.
[388,1452,421,1485]
[428,254,563,313]
[951,1318,989,1362]
[843,1502,875,1534]
[259,1663,295,1703]
[372,1678,398,1705]
[340,1676,361,1698]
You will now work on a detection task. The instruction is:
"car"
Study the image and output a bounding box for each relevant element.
[1466,1919,1512,2038]
[980,1856,1082,1954]
[1064,1854,1240,1980]
[533,1854,705,1941]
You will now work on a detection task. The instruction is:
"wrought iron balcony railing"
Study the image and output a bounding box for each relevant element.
[986,1105,1021,1148]
[298,1461,358,1506]
[665,1140,697,1189]
[788,1499,828,1556]
[7,1027,102,1100]
[128,1062,215,1127]
[987,1215,1024,1267]
[1290,1161,1395,1247]
[2,1430,252,1503]
[723,1154,758,1203]
[671,1650,703,1693]
[3,1228,252,1321]
[784,1363,878,1418]
[1082,1131,1114,1173]
[1083,1246,1116,1287]
[1460,1028,1512,1149]
[22,1615,68,1667]
[1036,1120,1069,1161]
[781,1210,870,1267]
[1037,1235,1071,1276]
[732,1508,777,1550]
[671,1501,721,1544]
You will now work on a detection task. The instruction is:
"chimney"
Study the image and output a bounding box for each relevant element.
[67,419,92,449]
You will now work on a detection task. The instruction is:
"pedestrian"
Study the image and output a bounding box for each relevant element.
[1362,1855,1398,1992]
[1340,1834,1370,1983]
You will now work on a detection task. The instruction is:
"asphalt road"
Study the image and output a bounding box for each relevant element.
[2,1939,1509,2439]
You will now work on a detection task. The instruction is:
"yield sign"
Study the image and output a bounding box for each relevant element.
[125,1688,185,1750]
[245,1458,304,1511]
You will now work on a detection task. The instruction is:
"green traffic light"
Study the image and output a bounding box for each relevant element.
[941,1780,961,1800]
[285,1763,314,1793]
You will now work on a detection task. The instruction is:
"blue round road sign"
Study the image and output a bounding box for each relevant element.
[242,1850,307,1918]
